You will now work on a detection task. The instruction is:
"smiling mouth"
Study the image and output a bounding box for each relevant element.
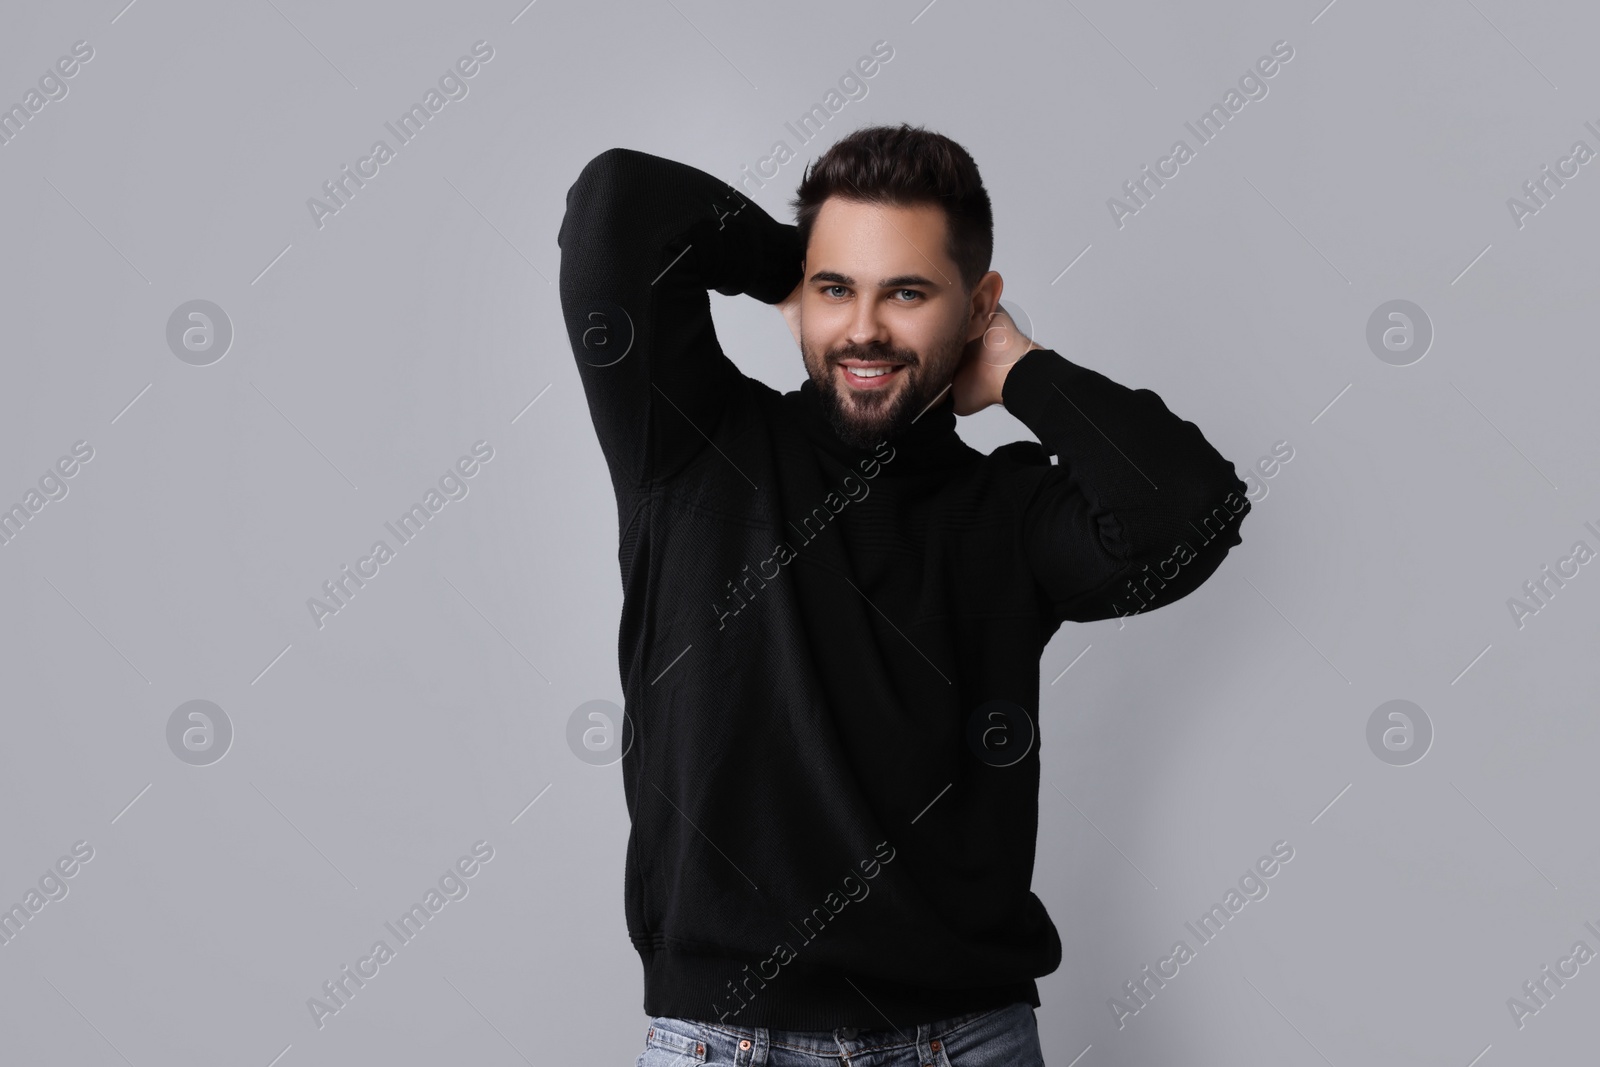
[836,361,908,390]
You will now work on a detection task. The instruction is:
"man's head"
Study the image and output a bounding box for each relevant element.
[789,124,1002,449]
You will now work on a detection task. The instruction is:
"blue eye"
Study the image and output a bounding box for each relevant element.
[895,289,922,301]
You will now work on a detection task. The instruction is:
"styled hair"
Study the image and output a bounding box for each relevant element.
[789,124,993,292]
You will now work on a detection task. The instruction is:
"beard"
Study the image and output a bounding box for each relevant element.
[804,330,965,450]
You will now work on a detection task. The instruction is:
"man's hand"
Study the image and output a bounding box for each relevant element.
[951,304,1038,416]
[777,276,803,350]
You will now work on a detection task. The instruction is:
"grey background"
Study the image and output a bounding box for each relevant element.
[2,0,1596,1063]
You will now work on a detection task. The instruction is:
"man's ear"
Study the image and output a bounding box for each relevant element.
[964,271,1004,343]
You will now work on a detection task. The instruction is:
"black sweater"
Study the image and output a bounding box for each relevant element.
[556,147,1251,1029]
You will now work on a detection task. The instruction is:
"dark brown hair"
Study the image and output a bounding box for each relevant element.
[789,123,993,292]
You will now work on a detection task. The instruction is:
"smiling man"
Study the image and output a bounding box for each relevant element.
[779,142,1023,450]
[558,124,1251,1066]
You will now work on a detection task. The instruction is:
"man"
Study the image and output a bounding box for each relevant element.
[557,124,1250,1065]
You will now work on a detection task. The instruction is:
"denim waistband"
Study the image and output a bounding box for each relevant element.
[660,1001,1009,1059]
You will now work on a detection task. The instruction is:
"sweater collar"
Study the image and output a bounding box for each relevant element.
[791,376,972,474]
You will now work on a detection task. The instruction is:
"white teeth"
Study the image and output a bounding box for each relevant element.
[846,365,895,378]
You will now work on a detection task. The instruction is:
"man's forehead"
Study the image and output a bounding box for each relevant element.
[807,197,956,286]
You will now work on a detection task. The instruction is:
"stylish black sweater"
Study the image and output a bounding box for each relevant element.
[556,147,1250,1029]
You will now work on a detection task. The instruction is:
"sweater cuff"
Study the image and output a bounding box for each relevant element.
[744,222,805,305]
[999,347,1097,443]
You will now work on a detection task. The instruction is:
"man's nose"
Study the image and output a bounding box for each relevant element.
[848,297,891,347]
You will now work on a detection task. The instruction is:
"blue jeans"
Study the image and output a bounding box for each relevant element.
[633,1001,1045,1066]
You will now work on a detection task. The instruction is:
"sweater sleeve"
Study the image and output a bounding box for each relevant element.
[557,147,804,492]
[999,347,1251,624]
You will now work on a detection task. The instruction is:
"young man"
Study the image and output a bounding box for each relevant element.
[557,124,1250,1065]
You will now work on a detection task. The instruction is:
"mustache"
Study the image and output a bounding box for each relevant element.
[829,346,917,366]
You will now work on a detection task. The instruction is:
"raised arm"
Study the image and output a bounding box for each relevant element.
[999,348,1251,626]
[556,147,803,492]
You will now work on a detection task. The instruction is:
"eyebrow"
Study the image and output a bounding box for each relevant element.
[807,270,943,289]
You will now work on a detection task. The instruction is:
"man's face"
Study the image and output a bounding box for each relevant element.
[799,197,975,449]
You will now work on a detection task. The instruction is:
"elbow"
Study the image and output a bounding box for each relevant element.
[560,147,643,248]
[1134,485,1251,609]
[576,147,642,188]
[1182,487,1251,572]
[1120,535,1239,616]
[1178,475,1252,545]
